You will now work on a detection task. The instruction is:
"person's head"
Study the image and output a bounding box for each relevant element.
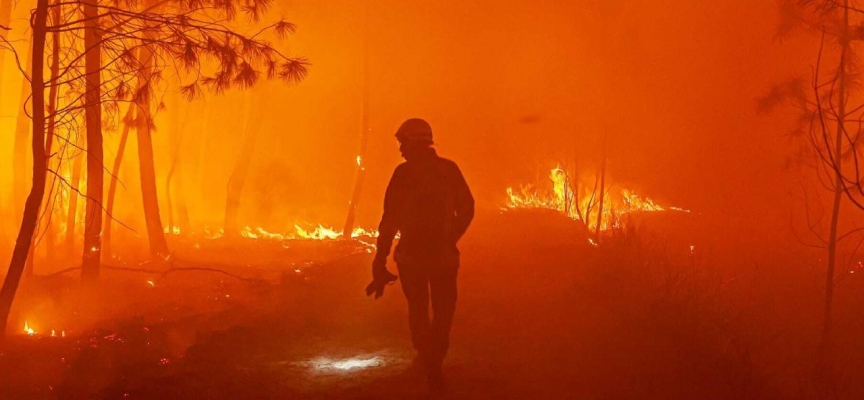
[395,118,434,161]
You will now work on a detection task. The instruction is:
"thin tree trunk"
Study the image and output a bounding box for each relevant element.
[0,0,48,337]
[13,43,34,221]
[64,153,83,255]
[135,43,169,258]
[81,0,104,282]
[24,1,62,277]
[817,3,848,394]
[594,136,607,240]
[343,7,370,237]
[165,88,184,233]
[0,0,13,113]
[572,157,585,222]
[174,90,191,230]
[102,105,134,259]
[224,95,260,237]
[190,103,212,228]
[176,165,191,229]
[342,121,368,237]
[42,0,62,267]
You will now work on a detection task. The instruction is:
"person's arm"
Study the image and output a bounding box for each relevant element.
[451,163,474,244]
[373,167,402,269]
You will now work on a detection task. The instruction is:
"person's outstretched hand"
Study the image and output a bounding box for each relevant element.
[366,258,398,299]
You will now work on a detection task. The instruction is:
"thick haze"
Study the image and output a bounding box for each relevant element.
[0,0,822,251]
[262,0,817,237]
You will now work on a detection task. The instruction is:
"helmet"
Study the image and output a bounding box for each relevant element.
[395,118,434,144]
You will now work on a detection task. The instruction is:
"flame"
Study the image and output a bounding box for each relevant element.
[155,223,377,242]
[350,227,379,238]
[240,226,259,239]
[294,224,342,240]
[24,321,35,336]
[24,322,65,337]
[505,167,686,231]
[203,227,225,239]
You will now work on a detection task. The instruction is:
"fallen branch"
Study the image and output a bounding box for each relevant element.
[40,263,269,283]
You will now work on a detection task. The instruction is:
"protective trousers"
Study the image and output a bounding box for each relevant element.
[397,255,458,366]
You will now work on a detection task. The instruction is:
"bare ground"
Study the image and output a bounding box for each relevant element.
[0,213,860,399]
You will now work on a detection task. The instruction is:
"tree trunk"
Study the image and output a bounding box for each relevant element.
[176,164,191,230]
[224,95,260,237]
[342,145,367,237]
[24,2,62,277]
[64,152,82,254]
[81,0,103,282]
[0,0,13,112]
[135,44,169,258]
[594,136,607,240]
[343,10,370,237]
[13,43,34,221]
[572,157,585,222]
[174,90,191,230]
[165,88,185,233]
[0,0,48,337]
[102,105,134,259]
[817,2,848,395]
[42,0,62,267]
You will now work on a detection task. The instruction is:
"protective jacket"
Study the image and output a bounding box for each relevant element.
[375,148,474,263]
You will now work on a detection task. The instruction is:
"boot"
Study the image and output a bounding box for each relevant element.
[427,360,444,391]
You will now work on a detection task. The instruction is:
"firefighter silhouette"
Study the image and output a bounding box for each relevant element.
[366,118,474,390]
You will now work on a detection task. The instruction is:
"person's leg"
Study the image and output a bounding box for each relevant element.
[429,263,458,366]
[398,263,432,359]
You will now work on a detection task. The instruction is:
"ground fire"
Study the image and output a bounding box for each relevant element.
[2,1,864,399]
[503,166,688,232]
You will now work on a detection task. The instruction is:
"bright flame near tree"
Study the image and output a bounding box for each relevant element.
[24,321,35,336]
[23,322,65,337]
[505,167,687,231]
[169,224,378,242]
[237,224,378,240]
